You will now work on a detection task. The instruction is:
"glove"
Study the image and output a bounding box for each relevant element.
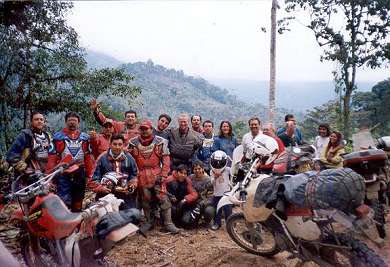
[169,196,177,203]
[14,160,27,172]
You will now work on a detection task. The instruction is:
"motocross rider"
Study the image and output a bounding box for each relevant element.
[128,120,179,233]
[92,134,138,209]
[7,111,52,174]
[46,112,94,212]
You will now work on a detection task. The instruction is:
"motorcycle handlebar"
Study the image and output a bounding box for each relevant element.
[7,167,65,201]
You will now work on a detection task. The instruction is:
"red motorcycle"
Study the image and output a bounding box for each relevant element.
[8,165,140,267]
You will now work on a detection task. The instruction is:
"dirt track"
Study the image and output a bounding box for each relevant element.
[107,217,390,267]
[2,201,390,267]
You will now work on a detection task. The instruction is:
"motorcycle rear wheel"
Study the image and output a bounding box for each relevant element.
[319,233,386,267]
[22,236,58,267]
[226,212,280,256]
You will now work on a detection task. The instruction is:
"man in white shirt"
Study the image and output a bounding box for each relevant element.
[242,117,262,154]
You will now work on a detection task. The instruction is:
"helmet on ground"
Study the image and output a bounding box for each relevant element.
[210,150,228,174]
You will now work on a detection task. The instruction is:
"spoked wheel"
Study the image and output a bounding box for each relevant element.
[319,234,386,267]
[22,236,58,267]
[226,212,279,256]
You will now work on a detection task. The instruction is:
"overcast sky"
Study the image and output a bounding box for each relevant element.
[67,1,389,82]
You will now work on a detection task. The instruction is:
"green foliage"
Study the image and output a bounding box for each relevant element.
[301,100,342,142]
[0,1,140,152]
[284,0,390,138]
[352,78,390,136]
[232,120,249,140]
[119,60,283,127]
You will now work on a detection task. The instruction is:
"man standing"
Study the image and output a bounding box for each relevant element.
[46,112,94,212]
[242,117,262,154]
[191,115,203,134]
[276,114,303,147]
[128,120,179,233]
[168,114,202,170]
[90,98,139,146]
[91,134,138,209]
[7,111,52,174]
[153,114,172,140]
[89,119,114,159]
[197,120,214,174]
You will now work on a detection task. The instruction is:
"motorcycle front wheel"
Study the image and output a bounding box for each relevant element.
[226,212,280,256]
[22,236,58,267]
[319,233,386,267]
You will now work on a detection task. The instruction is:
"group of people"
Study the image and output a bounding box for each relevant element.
[5,98,345,235]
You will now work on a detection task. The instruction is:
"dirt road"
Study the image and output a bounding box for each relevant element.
[107,220,390,267]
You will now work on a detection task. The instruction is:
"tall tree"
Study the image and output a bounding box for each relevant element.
[0,1,140,152]
[284,0,390,138]
[269,0,278,124]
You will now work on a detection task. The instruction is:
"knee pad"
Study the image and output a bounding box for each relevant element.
[160,197,172,210]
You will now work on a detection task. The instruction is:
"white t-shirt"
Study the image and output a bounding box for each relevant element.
[242,132,261,153]
[313,136,329,158]
[210,167,231,197]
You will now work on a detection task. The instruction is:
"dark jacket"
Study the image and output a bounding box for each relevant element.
[163,174,198,204]
[93,149,138,185]
[168,128,202,167]
[6,129,52,171]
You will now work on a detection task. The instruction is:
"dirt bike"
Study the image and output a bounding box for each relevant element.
[342,134,390,239]
[7,164,140,267]
[218,138,386,267]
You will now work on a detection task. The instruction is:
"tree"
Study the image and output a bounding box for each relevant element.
[269,0,278,124]
[0,1,140,152]
[285,0,390,138]
[301,100,342,141]
[353,78,390,136]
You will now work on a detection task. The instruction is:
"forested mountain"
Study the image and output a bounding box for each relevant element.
[87,52,289,126]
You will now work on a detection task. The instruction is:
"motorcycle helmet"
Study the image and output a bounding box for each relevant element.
[245,134,279,165]
[100,171,119,189]
[210,150,228,174]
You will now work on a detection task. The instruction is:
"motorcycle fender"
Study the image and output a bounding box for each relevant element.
[105,223,138,242]
[64,231,81,267]
[216,195,235,213]
[243,175,273,222]
[285,216,321,241]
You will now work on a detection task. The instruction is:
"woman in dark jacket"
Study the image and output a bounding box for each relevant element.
[211,120,238,158]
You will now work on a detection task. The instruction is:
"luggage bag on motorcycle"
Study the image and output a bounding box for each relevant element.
[343,149,387,183]
[283,168,365,213]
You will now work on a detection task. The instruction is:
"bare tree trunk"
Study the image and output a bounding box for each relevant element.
[269,0,277,124]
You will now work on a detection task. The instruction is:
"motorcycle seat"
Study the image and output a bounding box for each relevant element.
[41,195,82,227]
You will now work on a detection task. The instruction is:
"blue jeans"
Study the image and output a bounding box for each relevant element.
[212,196,232,226]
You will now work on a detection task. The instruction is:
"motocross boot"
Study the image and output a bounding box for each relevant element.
[140,202,155,233]
[161,208,180,234]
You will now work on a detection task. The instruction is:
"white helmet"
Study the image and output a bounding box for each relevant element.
[245,134,279,165]
[100,171,120,188]
[210,150,228,174]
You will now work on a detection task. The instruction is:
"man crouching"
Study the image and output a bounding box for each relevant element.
[163,165,199,229]
[89,134,138,209]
